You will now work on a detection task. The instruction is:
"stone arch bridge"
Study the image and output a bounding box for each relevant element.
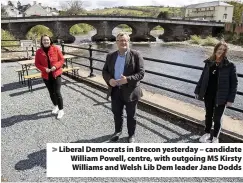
[1,15,224,43]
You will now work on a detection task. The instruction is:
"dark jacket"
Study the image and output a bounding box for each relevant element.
[102,49,145,102]
[194,57,238,105]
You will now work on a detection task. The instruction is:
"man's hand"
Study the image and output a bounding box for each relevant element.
[109,79,117,87]
[195,94,199,99]
[51,66,56,72]
[117,75,128,85]
[226,102,232,107]
[46,68,51,73]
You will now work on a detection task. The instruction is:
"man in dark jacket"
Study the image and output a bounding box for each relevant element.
[102,32,145,143]
[195,42,238,143]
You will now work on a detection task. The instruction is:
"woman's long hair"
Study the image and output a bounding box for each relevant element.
[209,41,228,61]
[40,35,53,48]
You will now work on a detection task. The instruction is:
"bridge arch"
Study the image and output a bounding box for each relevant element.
[112,24,134,38]
[69,23,96,44]
[1,24,9,31]
[26,24,54,41]
[1,22,54,40]
[111,22,156,42]
[149,25,164,41]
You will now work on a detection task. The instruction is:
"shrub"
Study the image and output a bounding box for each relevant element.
[202,36,219,46]
[1,30,17,46]
[190,35,203,45]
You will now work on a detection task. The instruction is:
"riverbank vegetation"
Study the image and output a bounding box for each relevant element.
[1,30,17,46]
[227,1,243,24]
[70,24,94,35]
[190,34,243,46]
[190,35,219,46]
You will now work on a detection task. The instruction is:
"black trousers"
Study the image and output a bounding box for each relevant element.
[111,87,138,137]
[43,75,63,110]
[204,95,226,138]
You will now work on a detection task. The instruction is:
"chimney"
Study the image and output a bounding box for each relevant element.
[33,1,36,5]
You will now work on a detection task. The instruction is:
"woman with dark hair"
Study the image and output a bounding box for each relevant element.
[35,35,65,119]
[195,42,238,143]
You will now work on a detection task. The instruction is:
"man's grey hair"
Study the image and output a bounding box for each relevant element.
[116,32,130,41]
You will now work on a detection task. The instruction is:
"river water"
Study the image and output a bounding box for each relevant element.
[71,29,243,119]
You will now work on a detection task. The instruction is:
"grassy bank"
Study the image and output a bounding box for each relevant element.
[1,30,17,46]
[190,35,219,46]
[190,34,243,47]
[88,6,182,17]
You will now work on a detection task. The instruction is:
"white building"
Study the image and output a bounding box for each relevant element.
[24,1,49,16]
[42,6,59,16]
[2,5,22,17]
[185,1,234,22]
[2,1,59,17]
[23,1,59,16]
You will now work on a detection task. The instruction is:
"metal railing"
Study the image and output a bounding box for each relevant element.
[60,42,243,113]
[2,40,242,113]
[1,39,36,56]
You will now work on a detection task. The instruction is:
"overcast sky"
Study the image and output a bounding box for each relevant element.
[2,0,243,10]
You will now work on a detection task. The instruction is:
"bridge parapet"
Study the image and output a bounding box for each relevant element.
[1,16,224,43]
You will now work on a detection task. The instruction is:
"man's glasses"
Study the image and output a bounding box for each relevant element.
[116,40,129,43]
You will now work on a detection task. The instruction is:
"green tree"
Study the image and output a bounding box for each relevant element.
[228,1,243,23]
[59,0,87,15]
[70,24,82,35]
[1,29,16,46]
[157,11,169,19]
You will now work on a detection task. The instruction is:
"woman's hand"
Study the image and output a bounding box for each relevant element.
[46,68,51,73]
[51,66,56,72]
